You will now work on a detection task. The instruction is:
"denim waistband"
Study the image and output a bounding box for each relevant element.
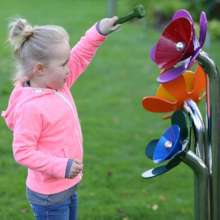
[26,185,77,206]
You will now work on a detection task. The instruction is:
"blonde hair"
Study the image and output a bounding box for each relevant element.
[8,18,69,82]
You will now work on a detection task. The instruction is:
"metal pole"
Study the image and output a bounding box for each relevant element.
[107,0,117,17]
[183,100,211,220]
[180,150,209,220]
[197,51,220,220]
[184,100,206,160]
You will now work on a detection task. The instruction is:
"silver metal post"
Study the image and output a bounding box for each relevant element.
[107,0,117,17]
[180,150,209,220]
[197,51,220,220]
[183,100,211,220]
[183,100,206,160]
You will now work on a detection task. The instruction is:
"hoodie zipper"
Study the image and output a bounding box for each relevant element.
[55,92,75,115]
[54,91,82,146]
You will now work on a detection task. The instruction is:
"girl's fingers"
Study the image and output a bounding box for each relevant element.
[70,168,82,178]
[111,16,119,25]
[69,159,83,178]
[73,160,83,168]
[74,159,82,164]
[111,24,121,31]
[74,165,83,171]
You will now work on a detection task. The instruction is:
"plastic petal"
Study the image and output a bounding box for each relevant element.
[155,18,194,70]
[199,11,207,48]
[142,96,177,113]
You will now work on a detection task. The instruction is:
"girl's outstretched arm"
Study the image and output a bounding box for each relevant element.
[66,16,119,87]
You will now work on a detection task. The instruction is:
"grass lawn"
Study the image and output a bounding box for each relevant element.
[0,1,220,220]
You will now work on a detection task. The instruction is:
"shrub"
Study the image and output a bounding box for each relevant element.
[126,0,190,26]
[208,19,220,41]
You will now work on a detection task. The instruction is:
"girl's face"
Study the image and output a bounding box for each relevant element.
[44,40,71,90]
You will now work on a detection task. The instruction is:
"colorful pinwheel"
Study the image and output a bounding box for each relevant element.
[142,65,206,113]
[147,125,182,163]
[145,112,188,165]
[150,9,207,83]
[142,111,190,178]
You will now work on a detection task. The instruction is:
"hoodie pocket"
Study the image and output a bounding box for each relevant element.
[52,147,66,158]
[63,147,70,158]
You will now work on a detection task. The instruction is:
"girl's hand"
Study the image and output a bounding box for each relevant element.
[98,16,121,35]
[69,159,83,179]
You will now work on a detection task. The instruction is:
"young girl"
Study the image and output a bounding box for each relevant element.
[1,16,120,220]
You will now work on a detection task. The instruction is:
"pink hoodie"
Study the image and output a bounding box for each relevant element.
[1,25,106,194]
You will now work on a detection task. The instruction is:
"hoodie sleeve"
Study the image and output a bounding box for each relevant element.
[66,23,107,88]
[12,103,68,179]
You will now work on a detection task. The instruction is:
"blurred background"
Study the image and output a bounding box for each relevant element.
[0,0,220,219]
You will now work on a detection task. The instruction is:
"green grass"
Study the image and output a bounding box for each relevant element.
[0,1,220,220]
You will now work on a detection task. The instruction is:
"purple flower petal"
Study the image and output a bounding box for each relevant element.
[150,46,156,62]
[172,9,193,22]
[157,65,186,83]
[187,47,201,68]
[199,11,207,48]
[193,37,200,50]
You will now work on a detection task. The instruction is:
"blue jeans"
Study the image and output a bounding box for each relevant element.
[31,192,78,220]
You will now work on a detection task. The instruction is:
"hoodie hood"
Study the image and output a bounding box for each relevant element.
[1,82,53,130]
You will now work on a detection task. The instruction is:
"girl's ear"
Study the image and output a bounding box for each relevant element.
[32,63,45,76]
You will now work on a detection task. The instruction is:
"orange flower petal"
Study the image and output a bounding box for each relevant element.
[142,96,177,113]
[182,70,194,93]
[156,85,176,102]
[191,65,206,101]
[162,75,188,102]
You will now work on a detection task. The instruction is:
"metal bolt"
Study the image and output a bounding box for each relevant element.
[164,140,172,148]
[176,42,185,52]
